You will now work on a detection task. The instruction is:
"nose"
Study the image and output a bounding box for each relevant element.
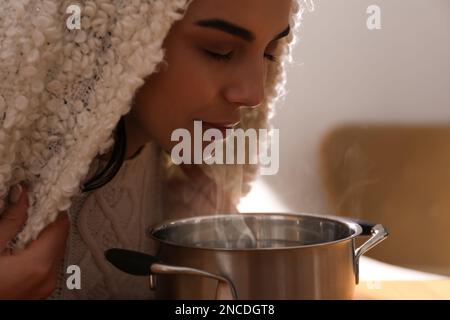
[223,62,266,109]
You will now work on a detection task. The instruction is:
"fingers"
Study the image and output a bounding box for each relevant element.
[0,184,70,300]
[5,212,70,299]
[0,246,64,300]
[24,212,70,263]
[0,184,29,252]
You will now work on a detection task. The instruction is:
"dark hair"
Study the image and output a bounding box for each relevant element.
[81,117,127,193]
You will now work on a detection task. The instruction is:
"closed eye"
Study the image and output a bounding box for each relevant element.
[202,49,277,63]
[203,49,233,61]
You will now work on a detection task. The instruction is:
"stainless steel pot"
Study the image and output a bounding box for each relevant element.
[105,213,388,299]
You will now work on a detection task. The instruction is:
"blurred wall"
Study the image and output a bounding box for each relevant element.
[263,0,450,213]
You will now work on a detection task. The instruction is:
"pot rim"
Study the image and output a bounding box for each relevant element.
[147,212,363,252]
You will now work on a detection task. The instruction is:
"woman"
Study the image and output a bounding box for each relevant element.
[0,0,303,299]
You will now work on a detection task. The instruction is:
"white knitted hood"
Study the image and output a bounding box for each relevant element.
[0,0,304,249]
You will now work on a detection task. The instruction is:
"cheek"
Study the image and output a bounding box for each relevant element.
[128,76,204,151]
[169,65,215,111]
[164,41,221,111]
[130,44,222,151]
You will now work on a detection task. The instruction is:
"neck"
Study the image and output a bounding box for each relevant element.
[99,113,150,162]
[123,112,150,160]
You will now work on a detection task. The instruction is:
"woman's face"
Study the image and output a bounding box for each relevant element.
[129,0,293,154]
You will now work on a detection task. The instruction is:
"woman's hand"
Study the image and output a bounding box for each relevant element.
[0,184,70,299]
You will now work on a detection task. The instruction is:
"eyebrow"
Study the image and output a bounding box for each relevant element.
[195,18,290,43]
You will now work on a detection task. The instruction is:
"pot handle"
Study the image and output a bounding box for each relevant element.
[349,218,379,236]
[105,248,237,300]
[353,224,389,284]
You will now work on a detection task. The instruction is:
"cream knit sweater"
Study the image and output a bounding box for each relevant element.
[53,142,162,299]
[52,141,229,299]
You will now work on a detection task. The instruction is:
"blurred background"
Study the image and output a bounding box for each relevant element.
[239,0,450,278]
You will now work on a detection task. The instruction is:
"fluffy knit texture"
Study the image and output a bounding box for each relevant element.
[0,0,305,249]
[52,141,164,299]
